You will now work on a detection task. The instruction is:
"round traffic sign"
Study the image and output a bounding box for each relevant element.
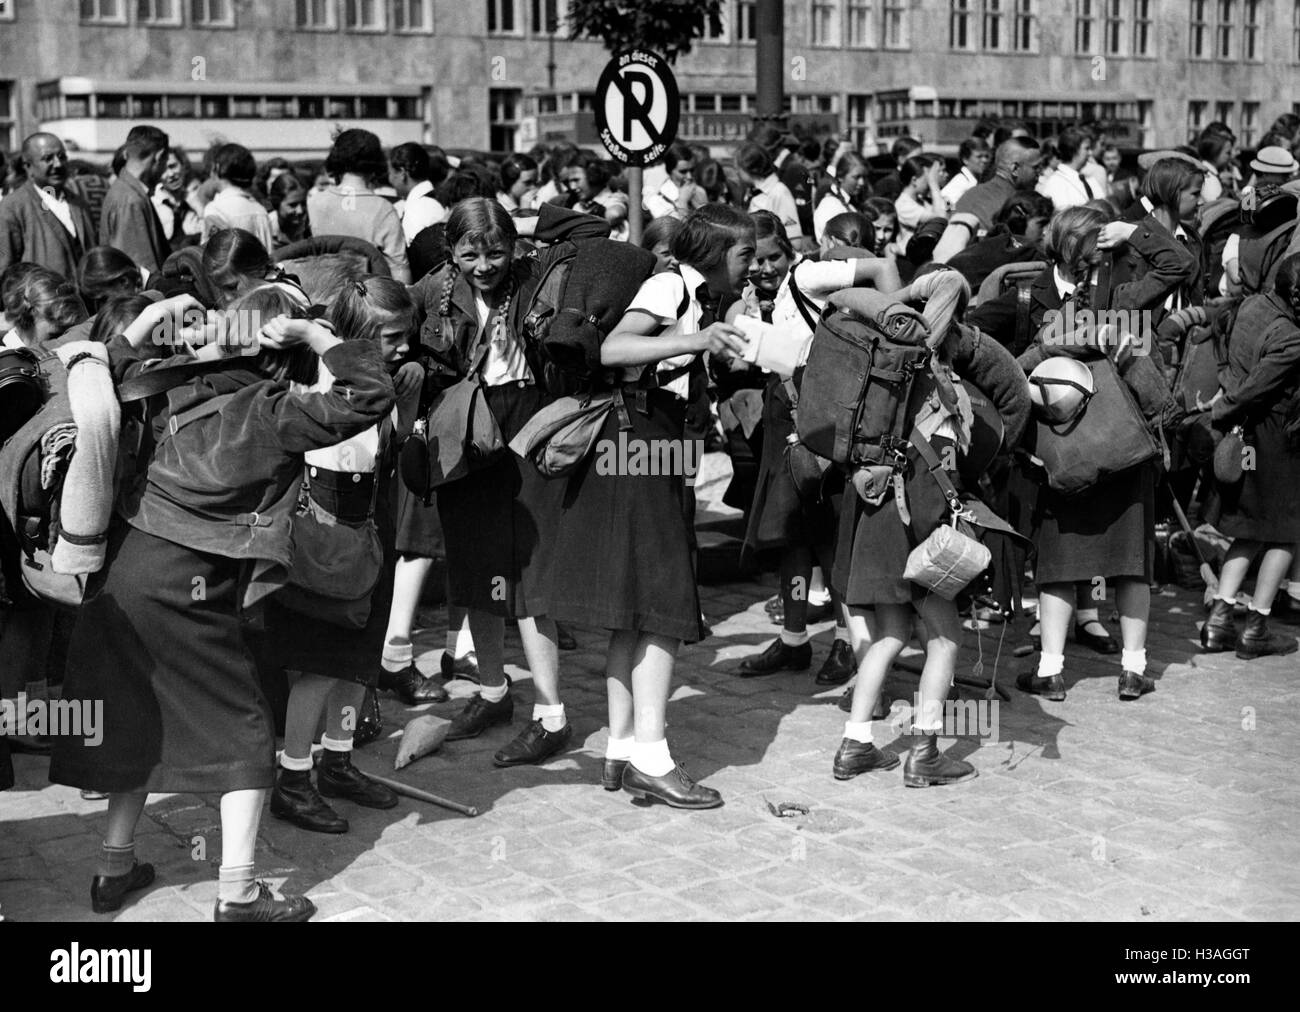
[593,50,680,167]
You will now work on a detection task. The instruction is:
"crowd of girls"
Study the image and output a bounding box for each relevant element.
[3,122,1300,919]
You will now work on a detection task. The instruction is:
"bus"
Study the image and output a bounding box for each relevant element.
[35,77,427,161]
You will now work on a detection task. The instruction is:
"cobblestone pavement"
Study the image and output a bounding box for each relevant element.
[3,461,1299,922]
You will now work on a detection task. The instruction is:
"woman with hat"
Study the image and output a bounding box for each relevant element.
[1241,146,1299,202]
[1014,205,1196,702]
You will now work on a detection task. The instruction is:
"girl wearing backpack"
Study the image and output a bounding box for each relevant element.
[543,204,752,808]
[49,290,395,921]
[401,199,609,768]
[729,211,901,690]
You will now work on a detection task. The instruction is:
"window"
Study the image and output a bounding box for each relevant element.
[1187,100,1207,142]
[1295,0,1300,61]
[296,0,337,29]
[489,88,522,152]
[231,96,259,117]
[1216,0,1234,58]
[327,96,355,117]
[167,95,197,117]
[96,93,132,117]
[393,95,421,119]
[950,0,974,50]
[1103,0,1123,55]
[299,96,325,118]
[811,1,841,46]
[486,0,519,34]
[1074,0,1096,54]
[983,0,1005,50]
[704,4,729,42]
[263,96,295,118]
[1189,0,1209,57]
[1012,0,1037,51]
[191,0,234,25]
[134,94,164,118]
[1243,0,1260,60]
[1215,101,1234,131]
[1132,0,1152,55]
[358,95,387,117]
[81,0,126,22]
[1241,102,1259,146]
[0,1,12,21]
[345,0,385,30]
[720,94,743,112]
[882,0,907,47]
[847,0,873,46]
[137,0,180,24]
[530,0,557,33]
[394,0,433,31]
[737,1,757,41]
[200,95,229,118]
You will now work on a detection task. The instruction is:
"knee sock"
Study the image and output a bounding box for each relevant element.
[382,638,413,674]
[533,703,566,733]
[217,863,258,905]
[605,735,634,761]
[1121,649,1147,675]
[780,628,810,647]
[98,841,136,878]
[630,738,674,777]
[1036,652,1065,680]
[480,681,509,704]
[843,720,872,743]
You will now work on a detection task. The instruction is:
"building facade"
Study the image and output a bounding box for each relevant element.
[0,1,1295,160]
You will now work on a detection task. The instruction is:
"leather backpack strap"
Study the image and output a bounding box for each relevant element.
[909,427,964,515]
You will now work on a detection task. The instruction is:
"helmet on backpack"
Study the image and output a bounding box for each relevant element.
[1028,356,1094,424]
[0,347,45,445]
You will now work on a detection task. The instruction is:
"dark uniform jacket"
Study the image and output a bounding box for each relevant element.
[0,183,98,279]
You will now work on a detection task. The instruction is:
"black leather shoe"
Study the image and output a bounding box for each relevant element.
[384,664,449,705]
[737,639,812,677]
[622,763,723,810]
[1016,670,1066,701]
[903,732,978,787]
[317,751,398,809]
[440,652,480,684]
[815,639,856,686]
[1200,598,1237,652]
[446,686,513,742]
[493,719,572,767]
[91,861,155,914]
[352,687,383,748]
[1236,610,1299,660]
[1074,621,1119,654]
[1117,670,1156,700]
[601,758,629,791]
[270,768,349,834]
[837,686,891,720]
[555,623,577,650]
[214,881,316,923]
[832,738,900,780]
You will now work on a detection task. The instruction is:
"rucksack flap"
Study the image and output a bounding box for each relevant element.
[529,239,658,392]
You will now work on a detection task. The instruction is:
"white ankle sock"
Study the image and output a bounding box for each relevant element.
[321,734,352,753]
[533,703,566,732]
[780,628,810,647]
[834,624,850,644]
[480,681,509,703]
[605,735,634,761]
[630,739,674,777]
[843,720,872,744]
[217,863,258,905]
[279,751,313,772]
[1036,652,1065,679]
[382,638,412,673]
[1121,649,1147,674]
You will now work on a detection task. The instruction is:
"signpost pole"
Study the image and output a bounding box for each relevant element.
[755,0,786,129]
[628,166,644,245]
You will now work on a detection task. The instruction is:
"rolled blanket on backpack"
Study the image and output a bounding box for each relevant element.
[544,241,659,374]
[50,342,120,576]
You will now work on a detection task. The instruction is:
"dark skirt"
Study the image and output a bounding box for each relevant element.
[833,440,953,607]
[49,524,276,795]
[1032,464,1156,585]
[1216,416,1300,542]
[437,382,560,617]
[744,377,839,562]
[394,480,446,560]
[544,388,704,643]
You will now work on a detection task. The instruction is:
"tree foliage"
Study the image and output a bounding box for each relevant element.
[566,1,724,63]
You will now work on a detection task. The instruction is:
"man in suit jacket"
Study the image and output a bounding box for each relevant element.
[100,125,170,275]
[0,134,97,279]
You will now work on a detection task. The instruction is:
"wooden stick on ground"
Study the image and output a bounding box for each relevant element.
[360,770,479,817]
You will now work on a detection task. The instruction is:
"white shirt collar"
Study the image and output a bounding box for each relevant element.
[409,179,434,201]
[1052,265,1077,299]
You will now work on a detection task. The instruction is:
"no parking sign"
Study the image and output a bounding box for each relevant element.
[593,50,680,167]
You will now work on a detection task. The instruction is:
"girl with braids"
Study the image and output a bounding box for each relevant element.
[543,205,753,809]
[729,210,901,689]
[813,152,870,242]
[399,198,609,767]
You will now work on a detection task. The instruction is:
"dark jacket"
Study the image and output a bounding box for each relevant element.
[1213,292,1300,431]
[407,203,609,391]
[113,341,394,596]
[101,169,170,275]
[1109,212,1203,325]
[0,182,98,279]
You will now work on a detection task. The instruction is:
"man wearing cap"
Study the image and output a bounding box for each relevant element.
[1242,145,1299,201]
[0,133,98,278]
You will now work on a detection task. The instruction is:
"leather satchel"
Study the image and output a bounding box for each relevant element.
[400,325,505,500]
[509,390,616,479]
